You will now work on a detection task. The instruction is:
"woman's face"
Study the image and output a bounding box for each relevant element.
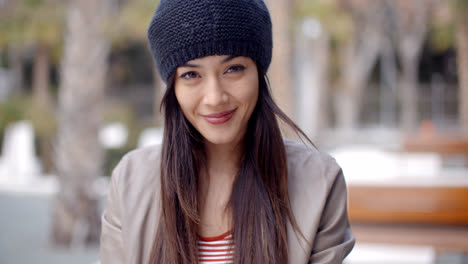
[174,55,259,146]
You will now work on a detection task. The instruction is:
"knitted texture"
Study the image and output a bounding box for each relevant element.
[147,0,272,82]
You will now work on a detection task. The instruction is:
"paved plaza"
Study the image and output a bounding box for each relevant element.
[0,192,100,264]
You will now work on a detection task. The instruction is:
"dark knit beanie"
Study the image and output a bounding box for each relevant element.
[147,0,273,83]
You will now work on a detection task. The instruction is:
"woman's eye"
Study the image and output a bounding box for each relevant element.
[225,65,245,74]
[180,71,200,80]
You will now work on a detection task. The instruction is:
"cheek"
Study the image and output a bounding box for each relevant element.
[242,75,259,110]
[246,88,259,109]
[235,82,259,117]
[174,87,195,118]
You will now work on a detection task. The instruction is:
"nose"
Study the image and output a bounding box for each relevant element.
[203,76,228,106]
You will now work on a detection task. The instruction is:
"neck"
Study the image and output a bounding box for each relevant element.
[203,140,243,181]
[197,140,243,201]
[197,141,242,236]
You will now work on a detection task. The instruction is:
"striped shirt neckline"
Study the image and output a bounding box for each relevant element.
[198,230,234,264]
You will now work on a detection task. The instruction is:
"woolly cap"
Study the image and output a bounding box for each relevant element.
[147,0,273,83]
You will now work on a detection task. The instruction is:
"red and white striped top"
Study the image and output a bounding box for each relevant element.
[198,231,234,263]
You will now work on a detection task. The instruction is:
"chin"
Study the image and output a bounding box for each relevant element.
[202,132,240,146]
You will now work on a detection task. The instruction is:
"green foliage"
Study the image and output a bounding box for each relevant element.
[0,97,27,151]
[0,0,65,49]
[101,101,156,176]
[429,23,455,52]
[24,0,44,8]
[104,146,133,177]
[0,51,6,67]
[0,95,57,138]
[455,0,468,11]
[25,100,57,138]
[102,102,135,127]
[103,118,158,177]
[0,97,26,133]
[102,101,140,148]
[294,0,353,43]
[109,0,159,45]
[427,0,467,52]
[455,0,468,26]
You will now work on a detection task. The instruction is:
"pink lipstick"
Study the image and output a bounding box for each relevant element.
[202,109,236,125]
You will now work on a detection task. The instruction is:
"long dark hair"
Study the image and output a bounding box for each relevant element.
[149,66,310,264]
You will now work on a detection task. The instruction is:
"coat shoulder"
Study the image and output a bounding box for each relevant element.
[108,144,163,263]
[113,144,162,185]
[121,144,163,168]
[283,138,342,188]
[283,139,353,263]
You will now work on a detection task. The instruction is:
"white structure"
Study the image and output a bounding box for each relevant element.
[99,122,128,149]
[138,127,164,148]
[345,243,435,264]
[0,121,42,185]
[330,145,443,185]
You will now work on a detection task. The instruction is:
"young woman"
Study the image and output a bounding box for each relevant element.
[100,0,355,263]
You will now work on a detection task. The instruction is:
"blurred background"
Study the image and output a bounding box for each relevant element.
[0,0,467,263]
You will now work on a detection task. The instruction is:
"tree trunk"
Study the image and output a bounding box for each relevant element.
[336,29,380,135]
[457,16,468,134]
[7,44,25,95]
[296,19,329,141]
[394,0,429,134]
[399,57,419,133]
[33,43,51,105]
[266,0,294,119]
[335,2,382,136]
[32,43,55,173]
[53,0,112,246]
[379,34,398,127]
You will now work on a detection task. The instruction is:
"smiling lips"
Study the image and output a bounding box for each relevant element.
[201,109,237,125]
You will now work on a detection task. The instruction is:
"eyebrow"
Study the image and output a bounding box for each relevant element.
[179,55,238,68]
[222,55,237,63]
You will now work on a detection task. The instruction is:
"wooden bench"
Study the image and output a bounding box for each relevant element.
[350,223,468,253]
[348,185,468,226]
[403,120,468,156]
[348,184,468,252]
[404,136,468,156]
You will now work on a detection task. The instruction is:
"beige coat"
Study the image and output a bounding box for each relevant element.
[100,139,355,263]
